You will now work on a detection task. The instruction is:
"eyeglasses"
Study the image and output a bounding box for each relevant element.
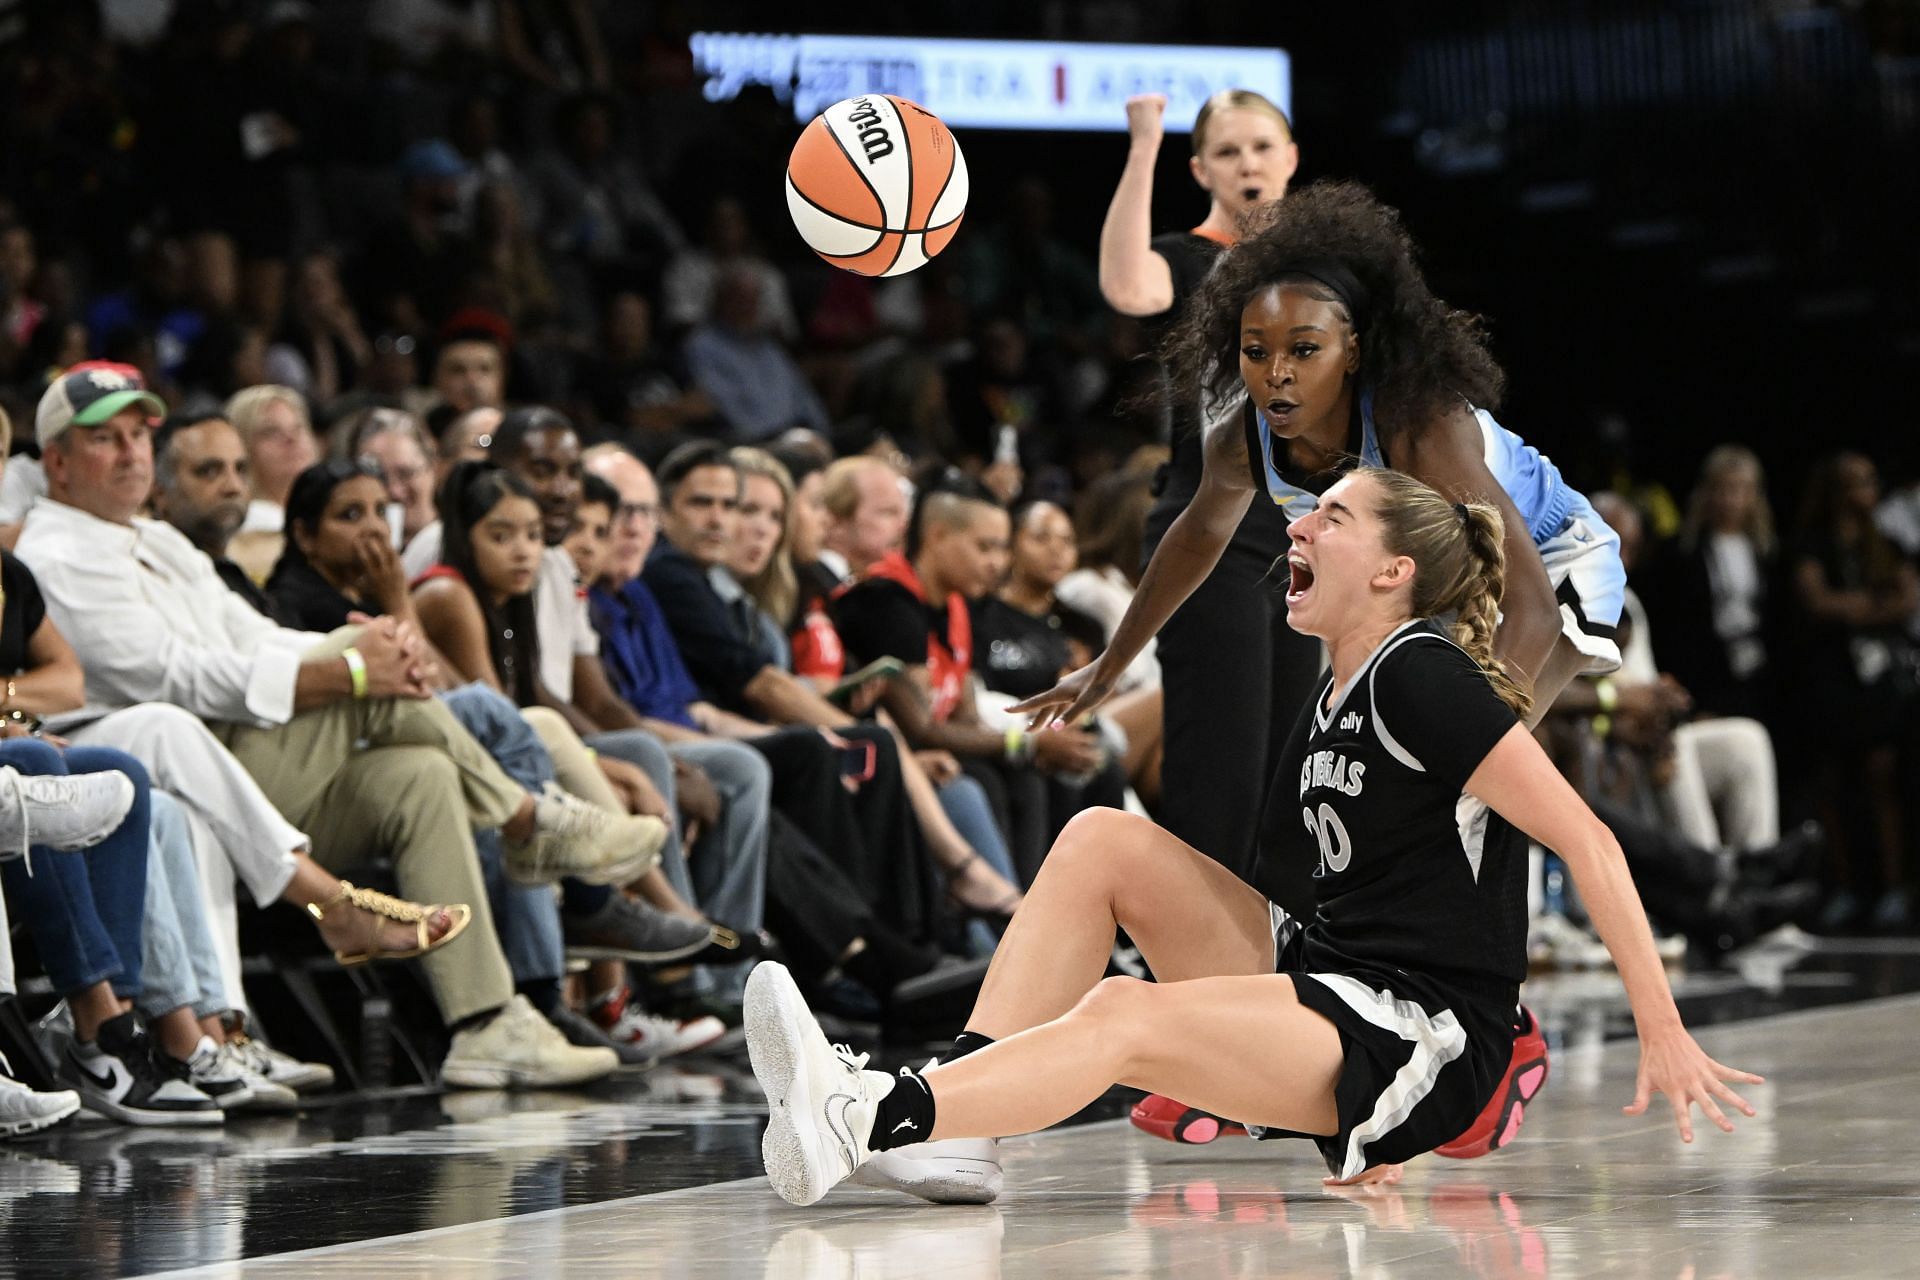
[618,501,659,523]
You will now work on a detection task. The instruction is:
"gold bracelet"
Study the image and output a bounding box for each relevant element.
[2,677,14,710]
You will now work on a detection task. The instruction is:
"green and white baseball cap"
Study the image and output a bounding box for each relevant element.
[35,362,167,448]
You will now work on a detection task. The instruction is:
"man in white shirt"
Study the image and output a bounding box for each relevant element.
[1589,492,1778,854]
[16,366,635,1088]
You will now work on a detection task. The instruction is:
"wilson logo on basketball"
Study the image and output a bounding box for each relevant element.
[786,94,970,278]
[843,97,895,163]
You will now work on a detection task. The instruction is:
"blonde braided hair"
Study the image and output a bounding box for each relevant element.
[1363,467,1533,718]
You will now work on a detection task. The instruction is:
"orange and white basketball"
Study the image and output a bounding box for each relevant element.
[785,94,968,277]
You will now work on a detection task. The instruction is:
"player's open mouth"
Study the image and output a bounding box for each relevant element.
[1242,187,1263,203]
[1285,551,1315,605]
[1266,398,1299,426]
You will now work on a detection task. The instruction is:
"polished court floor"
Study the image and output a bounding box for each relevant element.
[4,935,1917,1278]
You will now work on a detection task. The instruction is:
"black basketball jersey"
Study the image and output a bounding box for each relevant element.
[1264,619,1530,998]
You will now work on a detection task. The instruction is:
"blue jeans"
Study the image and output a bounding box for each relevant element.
[582,728,693,914]
[937,775,1018,956]
[140,792,231,1021]
[663,738,769,998]
[0,739,151,1001]
[582,729,688,962]
[439,683,567,986]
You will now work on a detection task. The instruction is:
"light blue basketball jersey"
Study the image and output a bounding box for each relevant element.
[1251,392,1580,546]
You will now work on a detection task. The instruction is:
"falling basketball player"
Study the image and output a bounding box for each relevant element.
[743,464,1762,1207]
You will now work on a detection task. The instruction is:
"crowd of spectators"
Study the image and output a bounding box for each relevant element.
[0,2,1914,1138]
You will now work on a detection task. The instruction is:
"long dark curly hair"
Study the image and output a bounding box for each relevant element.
[1163,180,1506,450]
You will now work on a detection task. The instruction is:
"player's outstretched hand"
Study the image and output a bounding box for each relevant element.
[1323,1162,1403,1189]
[1007,660,1116,731]
[1624,1027,1763,1143]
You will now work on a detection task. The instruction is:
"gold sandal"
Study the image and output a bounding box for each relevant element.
[307,881,472,967]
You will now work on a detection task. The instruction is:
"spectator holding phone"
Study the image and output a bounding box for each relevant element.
[341,407,439,551]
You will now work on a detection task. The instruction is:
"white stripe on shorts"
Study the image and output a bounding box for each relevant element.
[1540,503,1626,674]
[1306,972,1468,1180]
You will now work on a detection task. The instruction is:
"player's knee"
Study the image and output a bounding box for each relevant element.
[1071,977,1158,1068]
[1054,807,1156,872]
[1074,975,1151,1025]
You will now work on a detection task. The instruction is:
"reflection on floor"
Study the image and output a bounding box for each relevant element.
[0,934,1912,1279]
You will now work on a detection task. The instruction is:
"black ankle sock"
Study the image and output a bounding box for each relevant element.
[949,1031,995,1061]
[868,1067,936,1152]
[95,1011,142,1056]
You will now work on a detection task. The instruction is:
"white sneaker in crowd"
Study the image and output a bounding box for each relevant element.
[0,1052,79,1139]
[182,1035,255,1112]
[222,1014,335,1094]
[506,783,667,886]
[441,994,619,1090]
[212,1041,301,1111]
[0,765,136,857]
[591,985,725,1062]
[1528,912,1612,970]
[745,962,893,1207]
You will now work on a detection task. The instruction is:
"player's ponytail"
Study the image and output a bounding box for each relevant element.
[1367,468,1533,719]
[1448,504,1533,719]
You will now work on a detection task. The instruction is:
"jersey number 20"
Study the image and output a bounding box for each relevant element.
[1302,803,1352,877]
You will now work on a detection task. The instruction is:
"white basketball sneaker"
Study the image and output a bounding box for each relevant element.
[849,1060,1002,1204]
[745,962,893,1207]
[851,1135,1002,1204]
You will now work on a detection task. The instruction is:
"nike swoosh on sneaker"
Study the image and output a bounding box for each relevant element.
[68,1053,121,1093]
[891,1118,918,1135]
[825,1092,858,1170]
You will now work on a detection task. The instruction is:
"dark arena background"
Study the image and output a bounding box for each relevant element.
[0,2,1914,1277]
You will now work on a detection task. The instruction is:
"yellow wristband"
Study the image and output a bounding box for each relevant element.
[1593,677,1618,715]
[1003,725,1029,763]
[342,647,369,699]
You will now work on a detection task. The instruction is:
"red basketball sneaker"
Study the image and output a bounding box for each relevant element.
[1435,1006,1548,1159]
[1130,1093,1248,1145]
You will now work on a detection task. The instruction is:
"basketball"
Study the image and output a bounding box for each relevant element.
[785,94,969,277]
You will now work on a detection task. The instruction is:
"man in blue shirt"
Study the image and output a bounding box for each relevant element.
[583,449,936,932]
[581,446,970,998]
